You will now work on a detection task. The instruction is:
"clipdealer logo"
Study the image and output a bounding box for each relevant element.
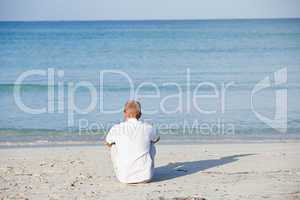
[251,68,287,133]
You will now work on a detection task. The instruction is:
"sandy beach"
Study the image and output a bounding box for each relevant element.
[0,142,299,200]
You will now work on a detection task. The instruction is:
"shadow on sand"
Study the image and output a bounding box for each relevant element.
[153,154,255,182]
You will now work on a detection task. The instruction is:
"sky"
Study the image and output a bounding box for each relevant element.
[0,0,300,21]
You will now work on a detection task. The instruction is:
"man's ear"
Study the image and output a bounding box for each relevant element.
[137,112,142,119]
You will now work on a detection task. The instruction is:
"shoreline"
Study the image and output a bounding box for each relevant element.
[1,137,300,149]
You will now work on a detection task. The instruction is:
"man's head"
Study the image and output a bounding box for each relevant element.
[124,100,142,120]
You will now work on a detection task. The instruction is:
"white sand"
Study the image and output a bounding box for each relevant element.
[0,142,300,200]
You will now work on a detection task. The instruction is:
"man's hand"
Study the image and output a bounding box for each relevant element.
[104,142,115,147]
[151,136,160,144]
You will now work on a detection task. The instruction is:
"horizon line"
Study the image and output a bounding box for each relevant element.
[1,17,300,23]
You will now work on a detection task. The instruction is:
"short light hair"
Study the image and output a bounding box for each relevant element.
[124,100,142,119]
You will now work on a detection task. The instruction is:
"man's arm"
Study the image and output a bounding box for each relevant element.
[105,125,118,147]
[104,141,115,148]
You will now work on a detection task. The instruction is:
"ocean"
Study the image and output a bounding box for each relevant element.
[0,19,300,143]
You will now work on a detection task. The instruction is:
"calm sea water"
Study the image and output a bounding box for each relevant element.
[0,19,300,142]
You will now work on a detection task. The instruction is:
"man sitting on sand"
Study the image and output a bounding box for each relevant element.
[105,100,160,183]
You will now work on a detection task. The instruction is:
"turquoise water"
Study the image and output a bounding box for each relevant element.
[0,19,300,141]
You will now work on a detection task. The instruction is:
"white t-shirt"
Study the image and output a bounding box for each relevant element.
[106,118,158,183]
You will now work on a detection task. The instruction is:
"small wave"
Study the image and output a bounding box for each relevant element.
[0,83,299,93]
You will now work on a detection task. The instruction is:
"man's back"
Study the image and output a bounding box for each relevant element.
[106,118,158,183]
